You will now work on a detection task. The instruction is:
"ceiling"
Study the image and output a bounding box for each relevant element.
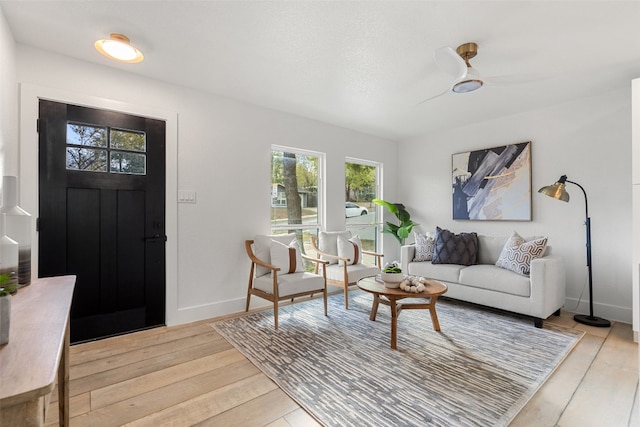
[2,1,639,141]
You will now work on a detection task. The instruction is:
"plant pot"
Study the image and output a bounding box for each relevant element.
[0,294,10,345]
[381,272,404,287]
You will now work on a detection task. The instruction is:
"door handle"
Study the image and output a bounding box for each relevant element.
[145,234,167,242]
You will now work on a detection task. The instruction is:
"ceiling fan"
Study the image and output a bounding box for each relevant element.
[418,42,537,104]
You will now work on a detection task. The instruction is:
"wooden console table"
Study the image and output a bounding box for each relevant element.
[0,275,76,426]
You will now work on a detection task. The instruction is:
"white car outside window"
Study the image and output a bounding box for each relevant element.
[345,202,368,218]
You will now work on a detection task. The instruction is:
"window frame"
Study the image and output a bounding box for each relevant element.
[345,157,382,257]
[270,145,324,232]
[270,145,325,271]
[65,121,148,175]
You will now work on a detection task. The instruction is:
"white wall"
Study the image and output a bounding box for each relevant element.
[0,6,16,178]
[13,45,398,326]
[399,87,633,324]
[632,78,640,337]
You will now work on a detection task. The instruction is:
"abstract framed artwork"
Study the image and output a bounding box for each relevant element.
[452,141,532,221]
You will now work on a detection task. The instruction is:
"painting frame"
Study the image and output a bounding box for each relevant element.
[452,141,532,221]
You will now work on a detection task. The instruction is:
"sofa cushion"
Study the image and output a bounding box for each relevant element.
[254,233,298,277]
[254,271,325,295]
[270,238,304,276]
[325,263,380,284]
[406,261,465,284]
[477,235,509,265]
[432,227,478,266]
[318,231,352,264]
[413,232,436,262]
[496,231,548,276]
[337,234,362,266]
[459,265,531,297]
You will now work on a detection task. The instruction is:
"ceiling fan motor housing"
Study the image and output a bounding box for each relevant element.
[456,42,478,62]
[452,42,483,93]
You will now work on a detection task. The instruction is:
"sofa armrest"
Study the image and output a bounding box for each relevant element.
[401,244,415,273]
[529,255,566,318]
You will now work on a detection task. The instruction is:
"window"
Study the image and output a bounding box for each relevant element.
[271,147,323,270]
[66,122,147,175]
[345,159,380,264]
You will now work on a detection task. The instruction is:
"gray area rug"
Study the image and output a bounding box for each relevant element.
[212,290,583,427]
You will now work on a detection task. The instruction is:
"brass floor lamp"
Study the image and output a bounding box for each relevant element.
[538,175,611,327]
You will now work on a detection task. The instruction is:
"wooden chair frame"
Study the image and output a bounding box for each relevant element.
[245,239,328,329]
[310,235,384,309]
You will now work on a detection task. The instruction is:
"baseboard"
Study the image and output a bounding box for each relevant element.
[167,287,348,327]
[167,296,259,326]
[564,297,632,324]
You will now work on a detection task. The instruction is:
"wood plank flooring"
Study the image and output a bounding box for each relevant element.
[45,298,638,426]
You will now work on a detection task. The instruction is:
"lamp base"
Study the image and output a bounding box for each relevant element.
[574,314,611,328]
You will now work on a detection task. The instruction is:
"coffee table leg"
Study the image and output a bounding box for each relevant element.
[429,296,441,331]
[370,294,379,321]
[390,298,398,349]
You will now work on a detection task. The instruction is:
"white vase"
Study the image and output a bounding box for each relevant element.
[0,213,19,287]
[0,176,31,286]
[0,294,10,345]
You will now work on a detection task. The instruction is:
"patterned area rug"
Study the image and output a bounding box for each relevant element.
[212,290,583,427]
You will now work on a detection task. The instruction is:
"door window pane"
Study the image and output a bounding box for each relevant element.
[110,129,146,152]
[66,122,147,175]
[67,123,107,147]
[66,147,108,172]
[111,152,146,174]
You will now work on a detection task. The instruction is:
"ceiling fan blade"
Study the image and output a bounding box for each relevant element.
[416,87,451,106]
[434,46,467,79]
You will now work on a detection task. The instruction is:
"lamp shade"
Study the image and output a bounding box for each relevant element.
[538,175,570,202]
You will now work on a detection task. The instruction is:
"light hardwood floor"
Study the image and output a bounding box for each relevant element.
[45,298,639,427]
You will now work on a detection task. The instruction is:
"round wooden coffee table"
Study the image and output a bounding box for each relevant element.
[357,276,447,349]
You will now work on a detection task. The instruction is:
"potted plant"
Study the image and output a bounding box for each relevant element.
[0,274,17,345]
[381,261,404,287]
[372,199,418,246]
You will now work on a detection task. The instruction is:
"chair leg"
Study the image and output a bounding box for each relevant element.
[323,287,328,316]
[245,283,252,312]
[274,300,279,330]
[246,263,255,312]
[344,285,349,309]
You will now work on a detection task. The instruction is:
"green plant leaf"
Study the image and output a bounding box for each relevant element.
[372,199,399,214]
[0,284,18,297]
[373,198,418,247]
[0,273,11,286]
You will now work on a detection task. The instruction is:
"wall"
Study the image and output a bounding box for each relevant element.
[632,78,640,337]
[0,6,16,178]
[14,45,399,326]
[399,87,632,324]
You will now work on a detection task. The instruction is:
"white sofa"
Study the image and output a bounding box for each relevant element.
[400,234,566,327]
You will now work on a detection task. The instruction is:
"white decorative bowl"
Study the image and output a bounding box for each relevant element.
[380,272,403,287]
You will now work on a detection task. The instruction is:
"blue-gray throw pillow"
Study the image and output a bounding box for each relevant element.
[432,227,478,266]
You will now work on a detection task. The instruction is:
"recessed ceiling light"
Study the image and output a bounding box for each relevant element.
[95,33,144,63]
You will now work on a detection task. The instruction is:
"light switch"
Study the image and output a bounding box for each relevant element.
[178,191,197,203]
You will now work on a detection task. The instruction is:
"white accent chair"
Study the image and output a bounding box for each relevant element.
[311,231,383,309]
[245,234,328,329]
